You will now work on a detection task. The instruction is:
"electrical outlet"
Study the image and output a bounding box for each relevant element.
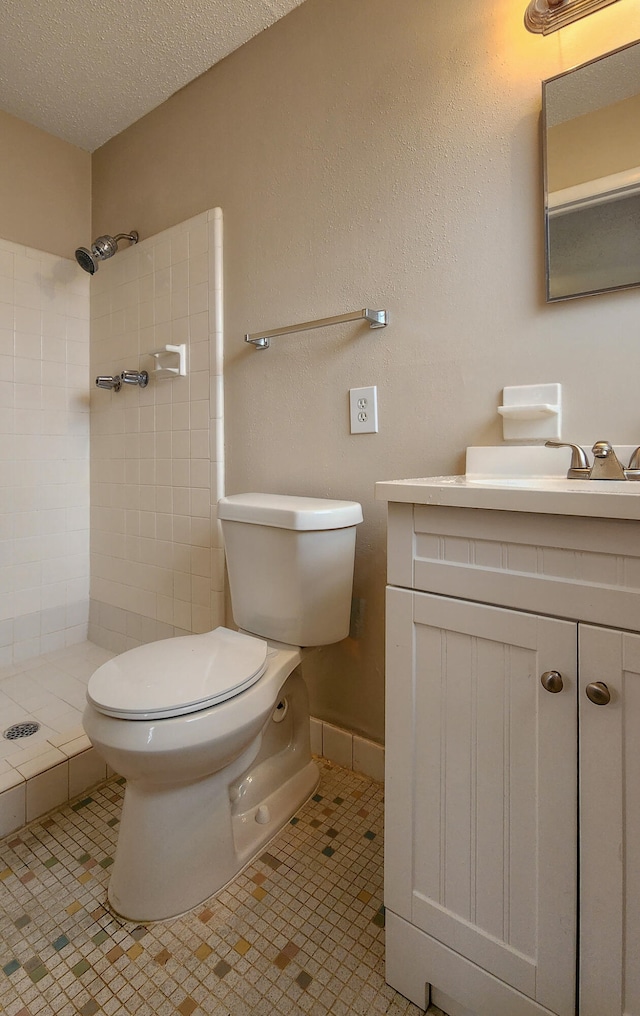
[349,386,378,434]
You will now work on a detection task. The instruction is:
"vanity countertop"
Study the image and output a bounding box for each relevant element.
[374,475,640,521]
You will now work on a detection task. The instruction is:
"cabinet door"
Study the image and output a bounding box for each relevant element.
[579,624,640,1016]
[385,588,577,1016]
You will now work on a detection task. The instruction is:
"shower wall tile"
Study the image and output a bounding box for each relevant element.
[89,210,224,652]
[0,236,90,666]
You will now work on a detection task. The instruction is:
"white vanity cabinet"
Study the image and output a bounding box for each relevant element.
[377,490,640,1016]
[578,623,640,1016]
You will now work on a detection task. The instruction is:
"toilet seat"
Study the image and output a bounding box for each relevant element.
[87,627,268,720]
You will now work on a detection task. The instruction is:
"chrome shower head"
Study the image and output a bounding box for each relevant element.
[75,230,139,273]
[75,247,99,274]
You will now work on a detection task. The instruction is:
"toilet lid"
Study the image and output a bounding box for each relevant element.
[87,627,269,720]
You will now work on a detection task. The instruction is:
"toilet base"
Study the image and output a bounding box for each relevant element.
[232,757,319,863]
[105,669,317,923]
[107,756,319,924]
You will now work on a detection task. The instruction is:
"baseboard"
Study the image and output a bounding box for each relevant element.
[310,717,384,782]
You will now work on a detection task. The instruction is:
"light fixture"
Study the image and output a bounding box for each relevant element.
[524,0,621,34]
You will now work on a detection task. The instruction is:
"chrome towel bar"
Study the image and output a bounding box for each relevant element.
[244,308,389,350]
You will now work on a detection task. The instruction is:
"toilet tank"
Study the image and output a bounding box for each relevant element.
[217,493,363,646]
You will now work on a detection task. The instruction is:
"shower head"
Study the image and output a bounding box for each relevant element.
[75,230,139,274]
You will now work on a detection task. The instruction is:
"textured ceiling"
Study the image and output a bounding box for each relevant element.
[0,0,305,152]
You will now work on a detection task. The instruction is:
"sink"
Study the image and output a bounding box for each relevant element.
[465,444,637,482]
[466,444,568,480]
[375,444,640,520]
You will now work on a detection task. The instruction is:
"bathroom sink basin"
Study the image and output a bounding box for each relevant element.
[466,444,568,480]
[465,443,637,482]
[375,445,640,520]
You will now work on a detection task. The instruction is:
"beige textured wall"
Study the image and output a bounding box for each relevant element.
[0,109,90,258]
[92,0,639,743]
[548,93,640,191]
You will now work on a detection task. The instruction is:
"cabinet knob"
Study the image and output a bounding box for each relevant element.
[585,681,611,706]
[541,670,563,693]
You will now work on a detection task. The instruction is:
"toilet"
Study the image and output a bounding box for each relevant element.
[83,493,363,922]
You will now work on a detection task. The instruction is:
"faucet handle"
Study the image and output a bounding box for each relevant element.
[625,446,640,480]
[121,369,149,388]
[545,440,590,478]
[96,375,122,392]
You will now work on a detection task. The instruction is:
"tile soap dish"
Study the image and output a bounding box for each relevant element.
[498,383,561,441]
[149,343,187,379]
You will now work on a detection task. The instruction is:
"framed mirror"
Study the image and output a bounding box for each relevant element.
[543,40,640,301]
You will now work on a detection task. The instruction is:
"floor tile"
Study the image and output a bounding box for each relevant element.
[0,760,444,1015]
[0,642,114,769]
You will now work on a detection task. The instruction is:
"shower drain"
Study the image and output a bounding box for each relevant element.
[3,721,40,740]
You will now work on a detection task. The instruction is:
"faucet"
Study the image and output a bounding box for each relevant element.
[546,440,639,480]
[589,441,627,480]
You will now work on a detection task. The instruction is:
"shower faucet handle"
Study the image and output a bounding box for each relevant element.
[96,375,122,392]
[121,369,149,388]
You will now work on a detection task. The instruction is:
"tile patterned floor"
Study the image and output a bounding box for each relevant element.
[0,759,441,1016]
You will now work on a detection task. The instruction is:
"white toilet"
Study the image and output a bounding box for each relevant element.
[83,493,363,922]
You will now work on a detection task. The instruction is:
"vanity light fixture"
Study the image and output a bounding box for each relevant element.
[524,0,621,34]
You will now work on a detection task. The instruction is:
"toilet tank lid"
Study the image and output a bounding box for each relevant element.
[217,493,363,530]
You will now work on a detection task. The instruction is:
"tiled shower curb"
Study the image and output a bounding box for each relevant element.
[0,736,109,838]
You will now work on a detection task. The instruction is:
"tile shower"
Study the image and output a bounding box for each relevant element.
[1,209,226,662]
[89,208,225,650]
[0,237,90,666]
[0,210,225,834]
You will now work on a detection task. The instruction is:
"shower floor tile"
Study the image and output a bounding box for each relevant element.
[0,760,442,1016]
[0,643,115,771]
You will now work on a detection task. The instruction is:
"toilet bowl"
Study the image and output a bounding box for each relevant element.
[84,493,362,922]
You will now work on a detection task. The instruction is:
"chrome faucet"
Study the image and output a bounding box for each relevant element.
[589,441,627,480]
[546,440,640,480]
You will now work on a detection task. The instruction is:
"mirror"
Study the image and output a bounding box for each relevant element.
[543,41,640,301]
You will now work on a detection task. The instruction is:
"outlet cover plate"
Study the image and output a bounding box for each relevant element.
[349,386,378,434]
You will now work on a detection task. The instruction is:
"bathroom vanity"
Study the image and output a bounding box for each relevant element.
[376,466,640,1016]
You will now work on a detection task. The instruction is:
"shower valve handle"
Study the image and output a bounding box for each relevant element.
[96,375,122,392]
[121,370,149,388]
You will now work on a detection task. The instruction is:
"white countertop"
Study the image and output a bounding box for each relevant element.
[374,474,640,521]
